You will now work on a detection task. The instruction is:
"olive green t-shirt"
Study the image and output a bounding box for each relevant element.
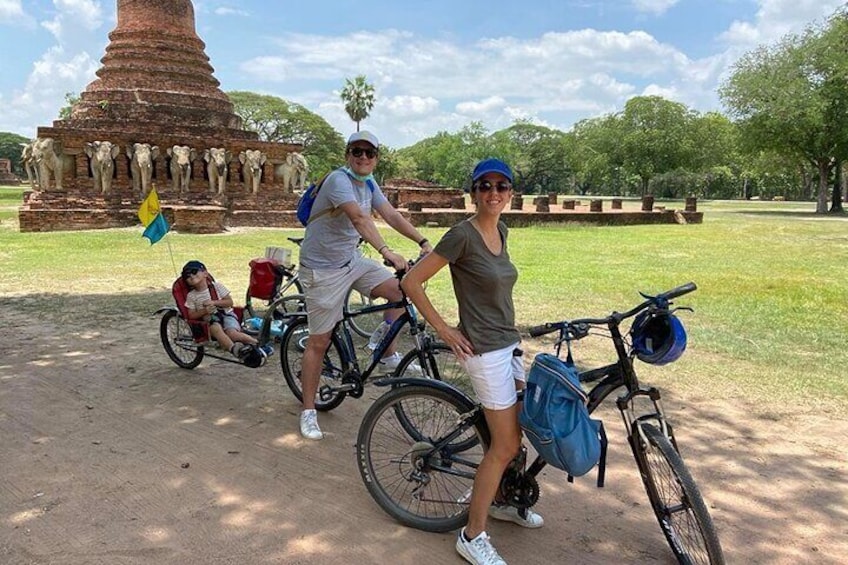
[434,219,520,354]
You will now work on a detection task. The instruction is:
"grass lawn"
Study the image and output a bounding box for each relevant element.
[2,185,846,410]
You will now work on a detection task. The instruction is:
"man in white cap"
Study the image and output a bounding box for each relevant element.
[296,130,433,440]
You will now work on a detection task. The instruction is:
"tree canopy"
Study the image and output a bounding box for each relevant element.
[228,91,345,179]
[0,131,31,175]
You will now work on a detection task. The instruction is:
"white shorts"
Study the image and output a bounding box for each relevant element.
[300,254,394,335]
[461,342,526,410]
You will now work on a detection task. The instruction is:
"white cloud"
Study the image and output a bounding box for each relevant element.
[631,0,679,16]
[383,95,439,117]
[720,0,844,47]
[456,97,506,115]
[214,6,250,17]
[41,0,103,43]
[0,0,24,19]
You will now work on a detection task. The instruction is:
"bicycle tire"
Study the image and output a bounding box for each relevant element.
[160,310,204,369]
[633,422,724,565]
[280,317,348,411]
[344,288,386,338]
[393,344,479,452]
[356,384,490,533]
[395,343,474,397]
[245,275,304,319]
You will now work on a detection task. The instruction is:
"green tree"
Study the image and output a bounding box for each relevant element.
[618,96,697,195]
[57,92,80,120]
[228,91,345,178]
[339,75,376,132]
[492,121,571,194]
[0,131,31,175]
[720,8,848,213]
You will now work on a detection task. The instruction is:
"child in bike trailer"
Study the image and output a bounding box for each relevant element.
[181,260,273,361]
[401,159,541,565]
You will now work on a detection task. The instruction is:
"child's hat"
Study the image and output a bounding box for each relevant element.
[181,260,206,276]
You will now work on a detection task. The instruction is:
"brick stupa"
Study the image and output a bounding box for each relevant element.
[20,0,301,232]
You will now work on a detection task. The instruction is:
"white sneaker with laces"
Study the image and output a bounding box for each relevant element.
[488,504,544,528]
[456,528,507,565]
[299,409,323,440]
[378,352,422,376]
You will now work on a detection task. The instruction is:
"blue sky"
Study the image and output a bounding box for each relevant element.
[0,0,843,148]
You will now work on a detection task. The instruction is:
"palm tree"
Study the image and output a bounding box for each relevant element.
[340,75,375,132]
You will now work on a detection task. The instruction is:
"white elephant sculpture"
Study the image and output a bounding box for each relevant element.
[85,141,120,194]
[203,147,231,194]
[239,149,267,194]
[31,137,67,191]
[291,152,309,190]
[167,145,196,194]
[20,141,40,187]
[127,143,160,197]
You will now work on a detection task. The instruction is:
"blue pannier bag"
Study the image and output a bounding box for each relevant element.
[520,353,607,486]
[296,169,376,226]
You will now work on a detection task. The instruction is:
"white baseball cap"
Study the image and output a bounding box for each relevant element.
[347,130,380,148]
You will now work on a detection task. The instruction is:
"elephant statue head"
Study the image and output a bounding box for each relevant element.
[239,149,267,194]
[291,152,309,191]
[31,137,66,191]
[85,141,120,194]
[167,145,196,194]
[203,147,231,194]
[127,143,160,198]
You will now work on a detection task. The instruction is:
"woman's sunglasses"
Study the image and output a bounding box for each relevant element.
[475,180,512,193]
[350,147,378,159]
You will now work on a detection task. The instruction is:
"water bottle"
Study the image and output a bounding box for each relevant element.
[368,320,392,352]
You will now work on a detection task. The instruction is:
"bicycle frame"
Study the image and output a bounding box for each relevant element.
[319,293,428,399]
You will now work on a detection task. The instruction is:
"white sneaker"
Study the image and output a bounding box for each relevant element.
[456,528,507,565]
[488,504,544,528]
[378,352,422,376]
[299,409,323,440]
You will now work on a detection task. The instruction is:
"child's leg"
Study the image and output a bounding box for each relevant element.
[225,328,258,346]
[209,323,235,351]
[221,315,258,345]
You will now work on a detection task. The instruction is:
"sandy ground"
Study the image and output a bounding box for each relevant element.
[1,297,846,565]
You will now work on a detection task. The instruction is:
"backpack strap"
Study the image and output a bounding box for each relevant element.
[305,170,335,225]
[307,169,376,225]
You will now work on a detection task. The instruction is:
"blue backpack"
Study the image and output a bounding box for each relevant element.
[520,353,607,484]
[296,169,376,226]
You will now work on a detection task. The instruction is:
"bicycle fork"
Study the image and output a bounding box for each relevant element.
[617,386,678,450]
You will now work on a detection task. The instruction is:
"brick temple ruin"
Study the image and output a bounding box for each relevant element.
[18,0,305,233]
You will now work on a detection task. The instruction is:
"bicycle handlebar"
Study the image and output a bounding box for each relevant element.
[528,282,697,338]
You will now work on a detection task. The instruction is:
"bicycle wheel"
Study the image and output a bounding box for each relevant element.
[395,344,474,397]
[159,310,204,369]
[357,384,489,533]
[245,275,304,319]
[280,317,348,411]
[345,288,386,338]
[633,422,724,565]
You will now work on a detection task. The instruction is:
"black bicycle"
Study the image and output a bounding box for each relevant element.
[355,282,724,564]
[245,236,384,338]
[279,261,473,411]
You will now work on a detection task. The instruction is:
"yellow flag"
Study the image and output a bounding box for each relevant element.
[137,186,160,227]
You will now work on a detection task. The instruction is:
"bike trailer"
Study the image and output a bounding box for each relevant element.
[520,353,607,485]
[171,274,244,343]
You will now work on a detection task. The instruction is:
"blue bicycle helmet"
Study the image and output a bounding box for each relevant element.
[630,310,687,365]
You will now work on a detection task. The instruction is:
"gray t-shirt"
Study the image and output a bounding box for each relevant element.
[434,219,520,354]
[299,169,389,269]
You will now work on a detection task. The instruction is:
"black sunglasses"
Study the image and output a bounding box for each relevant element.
[182,268,201,277]
[475,180,512,193]
[350,147,378,159]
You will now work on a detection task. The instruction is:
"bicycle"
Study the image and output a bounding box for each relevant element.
[355,282,725,565]
[245,236,384,338]
[279,260,473,411]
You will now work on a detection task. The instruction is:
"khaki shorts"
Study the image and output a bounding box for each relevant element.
[461,342,526,410]
[300,255,394,335]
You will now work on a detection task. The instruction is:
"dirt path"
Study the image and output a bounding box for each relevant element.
[0,299,845,564]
